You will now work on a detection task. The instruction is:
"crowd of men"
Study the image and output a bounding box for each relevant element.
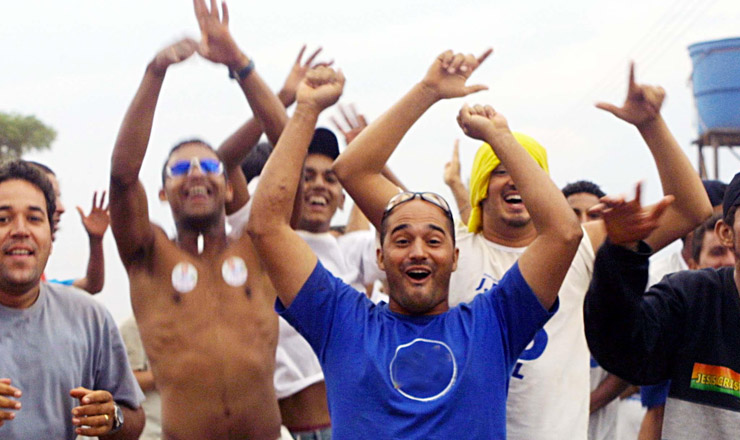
[2,1,739,439]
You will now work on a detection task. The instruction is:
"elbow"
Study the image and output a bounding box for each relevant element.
[85,285,103,295]
[246,212,278,248]
[110,168,137,190]
[86,281,104,295]
[560,216,584,250]
[693,202,713,226]
[331,157,350,183]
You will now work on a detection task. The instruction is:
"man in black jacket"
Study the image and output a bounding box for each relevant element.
[584,174,740,439]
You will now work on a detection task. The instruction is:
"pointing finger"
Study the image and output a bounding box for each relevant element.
[477,48,493,65]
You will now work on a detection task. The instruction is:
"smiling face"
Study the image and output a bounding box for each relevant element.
[297,154,345,233]
[481,164,532,231]
[0,179,52,305]
[377,200,458,315]
[161,143,232,230]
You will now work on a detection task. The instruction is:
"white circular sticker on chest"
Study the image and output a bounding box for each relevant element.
[222,256,248,287]
[171,262,198,293]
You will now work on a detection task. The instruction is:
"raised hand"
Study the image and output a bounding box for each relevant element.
[331,104,368,144]
[596,63,666,127]
[296,66,345,112]
[588,182,674,246]
[0,378,21,427]
[77,191,110,240]
[70,387,116,437]
[443,140,462,186]
[456,103,510,142]
[150,38,198,76]
[279,45,334,107]
[422,49,492,100]
[193,0,246,69]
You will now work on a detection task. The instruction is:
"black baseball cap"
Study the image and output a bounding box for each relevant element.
[722,172,740,217]
[307,127,339,160]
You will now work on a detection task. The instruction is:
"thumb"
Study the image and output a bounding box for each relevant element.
[69,387,92,399]
[76,206,85,219]
[463,84,489,96]
[595,102,621,116]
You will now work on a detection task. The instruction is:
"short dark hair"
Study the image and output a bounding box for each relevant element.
[562,180,606,199]
[161,138,225,185]
[241,141,273,183]
[691,212,724,262]
[0,160,56,229]
[724,205,738,230]
[26,161,56,176]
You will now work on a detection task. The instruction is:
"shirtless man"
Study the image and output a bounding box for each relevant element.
[109,1,284,438]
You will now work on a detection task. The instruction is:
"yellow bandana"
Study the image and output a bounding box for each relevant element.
[467,132,549,233]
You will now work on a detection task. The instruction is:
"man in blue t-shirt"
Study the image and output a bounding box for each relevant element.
[248,53,583,439]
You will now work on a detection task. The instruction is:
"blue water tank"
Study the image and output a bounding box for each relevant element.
[688,37,740,135]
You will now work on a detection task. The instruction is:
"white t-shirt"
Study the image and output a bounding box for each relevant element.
[227,203,383,398]
[589,361,619,440]
[648,249,688,288]
[449,225,594,440]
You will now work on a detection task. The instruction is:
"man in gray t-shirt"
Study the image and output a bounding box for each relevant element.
[0,160,144,439]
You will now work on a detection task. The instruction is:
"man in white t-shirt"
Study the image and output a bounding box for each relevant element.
[561,180,632,440]
[332,60,711,439]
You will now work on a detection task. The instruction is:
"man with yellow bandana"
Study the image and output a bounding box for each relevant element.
[334,58,711,439]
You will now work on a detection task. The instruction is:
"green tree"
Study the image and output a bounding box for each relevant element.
[0,112,57,160]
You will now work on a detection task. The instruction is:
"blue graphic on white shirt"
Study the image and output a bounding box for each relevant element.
[476,274,549,380]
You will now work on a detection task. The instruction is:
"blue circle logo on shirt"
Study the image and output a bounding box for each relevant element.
[389,338,457,402]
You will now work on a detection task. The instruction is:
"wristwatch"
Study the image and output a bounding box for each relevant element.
[110,403,124,434]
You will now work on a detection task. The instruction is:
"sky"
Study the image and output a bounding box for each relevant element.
[2,0,739,323]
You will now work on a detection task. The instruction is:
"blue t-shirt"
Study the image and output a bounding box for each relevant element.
[278,261,556,439]
[0,282,144,439]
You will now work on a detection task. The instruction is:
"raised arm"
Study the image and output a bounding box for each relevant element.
[193,0,289,213]
[457,104,582,309]
[332,49,491,229]
[443,139,471,224]
[247,67,344,307]
[585,63,712,252]
[73,191,109,294]
[331,103,408,191]
[110,38,197,266]
[584,190,682,384]
[217,45,330,214]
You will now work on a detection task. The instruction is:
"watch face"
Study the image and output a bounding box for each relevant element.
[114,403,124,426]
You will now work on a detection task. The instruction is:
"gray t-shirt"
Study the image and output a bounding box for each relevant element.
[0,282,144,439]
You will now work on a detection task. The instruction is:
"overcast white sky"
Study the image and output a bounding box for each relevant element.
[3,0,739,322]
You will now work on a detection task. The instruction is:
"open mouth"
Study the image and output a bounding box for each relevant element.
[307,195,328,207]
[504,194,523,205]
[5,247,34,258]
[185,185,211,199]
[405,267,431,282]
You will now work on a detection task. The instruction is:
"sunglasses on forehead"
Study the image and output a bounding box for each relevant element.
[166,157,224,178]
[382,191,454,223]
